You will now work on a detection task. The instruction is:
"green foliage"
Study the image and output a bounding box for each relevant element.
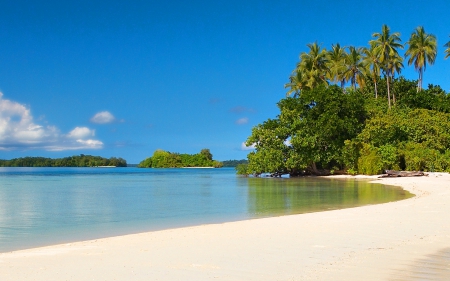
[243,76,450,176]
[246,24,450,176]
[235,164,249,176]
[222,159,248,167]
[138,149,222,168]
[200,149,213,161]
[0,155,127,167]
[350,106,450,173]
[357,144,383,175]
[246,85,366,176]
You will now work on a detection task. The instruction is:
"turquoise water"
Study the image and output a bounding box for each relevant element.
[0,167,412,252]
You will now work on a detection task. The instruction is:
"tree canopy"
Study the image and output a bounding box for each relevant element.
[242,24,450,176]
[138,149,223,168]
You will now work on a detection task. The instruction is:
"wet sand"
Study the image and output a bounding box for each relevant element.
[1,173,449,280]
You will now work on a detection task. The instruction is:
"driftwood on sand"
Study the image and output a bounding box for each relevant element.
[378,170,428,178]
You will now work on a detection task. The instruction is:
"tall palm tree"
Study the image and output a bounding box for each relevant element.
[326,43,347,89]
[444,36,450,59]
[385,52,404,103]
[370,24,403,109]
[343,46,366,90]
[405,26,437,91]
[362,43,381,98]
[299,42,329,89]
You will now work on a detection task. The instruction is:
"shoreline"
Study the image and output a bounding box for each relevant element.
[1,173,449,280]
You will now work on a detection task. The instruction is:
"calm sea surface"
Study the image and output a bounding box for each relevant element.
[0,167,412,252]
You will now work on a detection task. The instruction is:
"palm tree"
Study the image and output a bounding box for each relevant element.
[326,43,347,89]
[405,26,437,91]
[299,42,329,89]
[444,36,450,59]
[362,43,381,98]
[343,46,366,90]
[370,24,403,109]
[385,52,404,103]
[285,69,307,97]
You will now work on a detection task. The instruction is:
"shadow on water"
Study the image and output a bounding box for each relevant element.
[243,177,414,217]
[390,248,450,281]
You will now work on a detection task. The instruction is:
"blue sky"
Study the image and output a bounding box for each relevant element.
[1,0,450,163]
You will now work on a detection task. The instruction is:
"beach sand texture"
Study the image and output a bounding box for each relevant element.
[1,173,449,280]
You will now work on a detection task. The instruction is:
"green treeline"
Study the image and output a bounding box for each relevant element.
[240,24,450,176]
[138,149,223,168]
[0,155,127,167]
[222,159,248,167]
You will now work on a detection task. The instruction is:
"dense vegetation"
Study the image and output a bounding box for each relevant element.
[240,25,450,176]
[138,149,223,168]
[0,155,127,167]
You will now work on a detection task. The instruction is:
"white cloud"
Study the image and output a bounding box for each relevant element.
[67,127,95,139]
[241,142,256,151]
[0,92,103,151]
[76,139,103,148]
[235,117,249,125]
[90,111,115,124]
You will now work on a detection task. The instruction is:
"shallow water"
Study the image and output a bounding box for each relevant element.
[0,167,412,252]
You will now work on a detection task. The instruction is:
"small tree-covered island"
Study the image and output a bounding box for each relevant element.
[138,149,223,168]
[0,155,127,167]
[239,25,450,177]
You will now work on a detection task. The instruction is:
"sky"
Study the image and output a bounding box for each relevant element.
[1,0,450,164]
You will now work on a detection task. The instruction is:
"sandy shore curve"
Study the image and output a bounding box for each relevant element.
[1,173,449,280]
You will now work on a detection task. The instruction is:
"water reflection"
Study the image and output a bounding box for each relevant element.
[246,177,413,217]
[0,168,413,252]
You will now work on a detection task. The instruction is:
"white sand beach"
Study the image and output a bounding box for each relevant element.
[1,173,449,280]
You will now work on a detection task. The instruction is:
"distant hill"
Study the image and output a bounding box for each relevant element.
[221,159,248,167]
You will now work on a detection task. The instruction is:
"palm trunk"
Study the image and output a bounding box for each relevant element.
[392,76,396,104]
[374,80,378,99]
[418,68,423,91]
[387,75,391,109]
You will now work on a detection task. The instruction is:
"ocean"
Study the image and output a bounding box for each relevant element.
[0,167,412,252]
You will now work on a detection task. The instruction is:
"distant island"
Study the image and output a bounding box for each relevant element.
[0,155,127,167]
[221,159,248,167]
[138,149,223,168]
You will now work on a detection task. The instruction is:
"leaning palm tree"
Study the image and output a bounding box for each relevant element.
[343,46,366,90]
[326,43,347,89]
[370,24,403,109]
[362,43,381,98]
[299,42,329,89]
[405,26,437,91]
[444,36,450,59]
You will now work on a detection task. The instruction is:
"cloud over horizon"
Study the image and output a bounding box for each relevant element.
[0,93,103,151]
[90,111,115,124]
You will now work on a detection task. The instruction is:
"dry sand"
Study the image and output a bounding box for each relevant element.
[1,173,450,280]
